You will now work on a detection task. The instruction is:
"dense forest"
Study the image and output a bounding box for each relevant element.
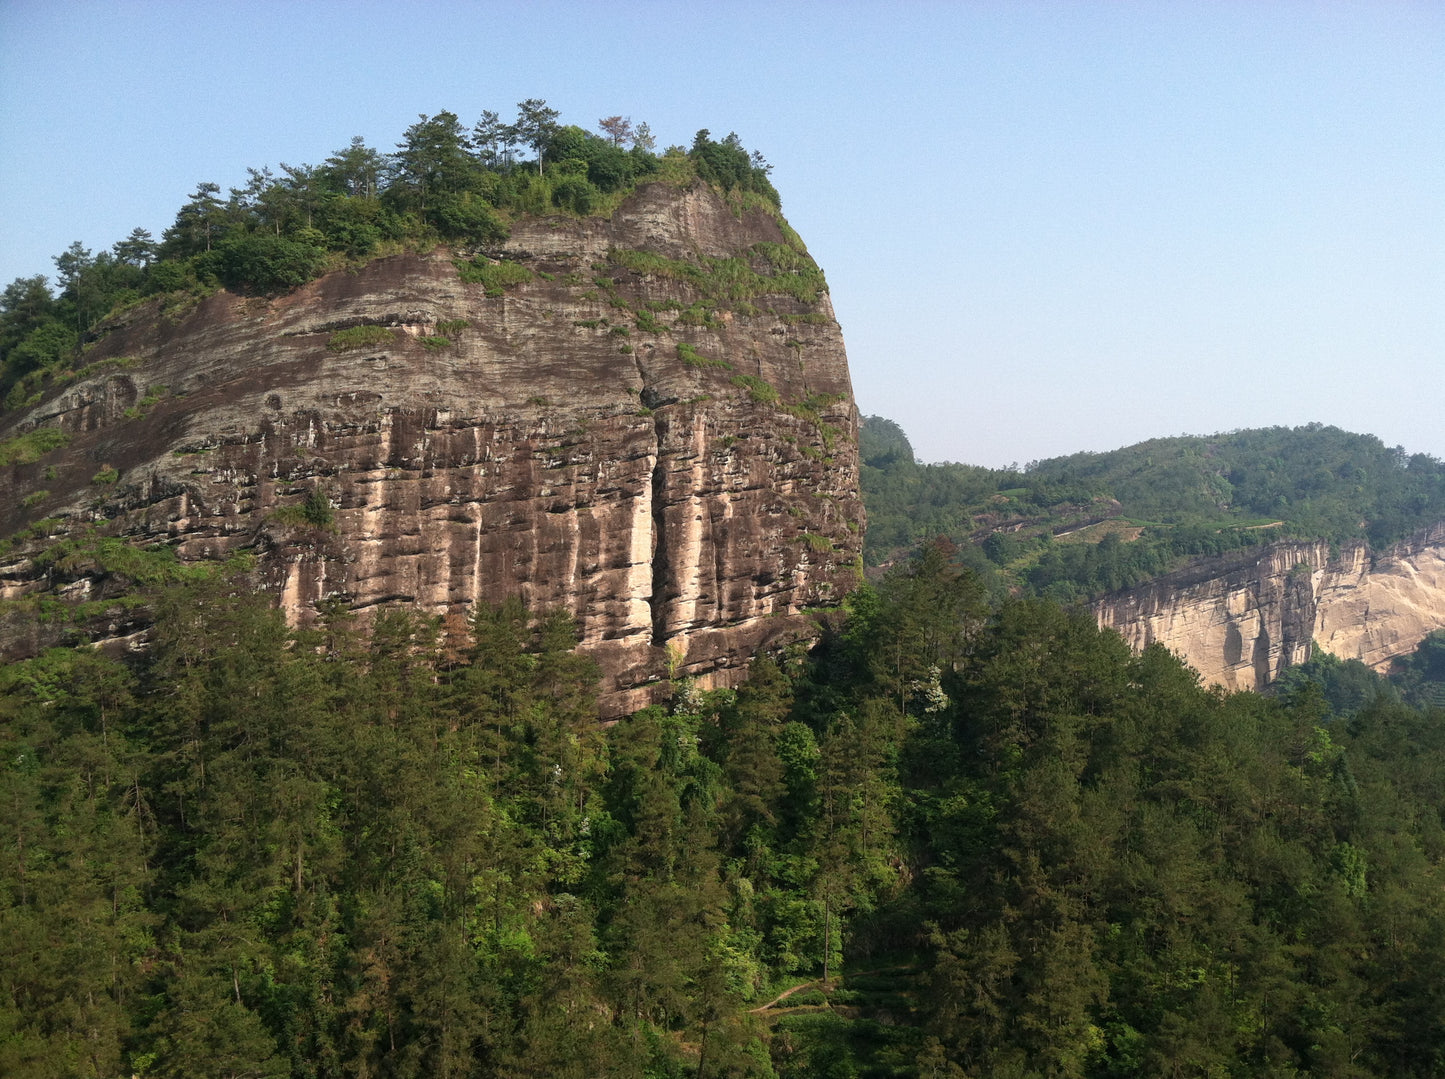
[0,102,780,411]
[4,544,1445,1078]
[861,416,1445,602]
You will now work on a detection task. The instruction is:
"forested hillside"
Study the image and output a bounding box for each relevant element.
[861,417,1445,603]
[5,547,1444,1077]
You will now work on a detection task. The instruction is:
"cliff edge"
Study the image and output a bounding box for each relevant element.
[0,182,864,714]
[1094,523,1445,690]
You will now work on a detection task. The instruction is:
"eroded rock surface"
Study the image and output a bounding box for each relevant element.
[1094,523,1445,690]
[0,183,863,714]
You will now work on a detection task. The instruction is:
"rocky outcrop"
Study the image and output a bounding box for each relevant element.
[0,182,863,715]
[1094,524,1445,690]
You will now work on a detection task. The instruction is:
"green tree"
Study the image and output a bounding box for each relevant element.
[112,226,158,266]
[514,98,560,175]
[715,656,791,856]
[846,540,986,717]
[470,109,509,168]
[389,110,477,218]
[320,135,385,199]
[0,649,152,1079]
[163,181,229,257]
[211,233,328,293]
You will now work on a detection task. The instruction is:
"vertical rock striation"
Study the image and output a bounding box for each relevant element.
[0,182,864,715]
[1094,523,1445,690]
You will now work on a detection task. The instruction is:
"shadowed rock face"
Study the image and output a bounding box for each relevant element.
[0,183,864,715]
[1094,523,1445,690]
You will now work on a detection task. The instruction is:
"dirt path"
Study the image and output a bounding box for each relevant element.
[749,965,918,1014]
[750,979,822,1013]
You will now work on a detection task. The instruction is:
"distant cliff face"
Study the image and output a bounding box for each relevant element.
[1095,524,1445,690]
[0,182,863,714]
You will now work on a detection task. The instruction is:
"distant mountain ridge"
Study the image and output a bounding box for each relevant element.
[860,417,1445,687]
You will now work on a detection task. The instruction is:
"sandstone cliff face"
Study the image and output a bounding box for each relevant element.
[0,183,863,714]
[1094,523,1445,690]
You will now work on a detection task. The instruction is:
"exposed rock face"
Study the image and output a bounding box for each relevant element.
[1094,523,1445,690]
[0,183,863,715]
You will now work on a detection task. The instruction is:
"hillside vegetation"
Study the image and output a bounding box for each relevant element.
[862,417,1445,602]
[4,547,1445,1077]
[0,105,782,411]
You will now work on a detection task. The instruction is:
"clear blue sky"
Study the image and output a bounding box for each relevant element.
[2,0,1440,467]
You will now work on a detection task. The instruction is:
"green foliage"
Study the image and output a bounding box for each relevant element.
[0,516,62,559]
[688,129,780,207]
[782,393,843,453]
[608,242,826,307]
[207,232,329,293]
[678,341,731,369]
[1275,644,1397,716]
[0,107,798,418]
[300,487,333,526]
[2,544,1445,1076]
[0,425,69,464]
[314,192,404,255]
[676,301,723,329]
[429,191,508,241]
[859,414,913,464]
[90,465,119,485]
[270,487,334,529]
[455,257,534,295]
[30,533,199,586]
[551,175,600,214]
[546,124,646,193]
[71,354,138,381]
[122,383,167,419]
[141,258,194,294]
[1388,629,1445,709]
[731,374,779,404]
[386,109,483,222]
[6,323,78,386]
[326,324,396,352]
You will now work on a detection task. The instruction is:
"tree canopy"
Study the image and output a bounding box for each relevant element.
[3,544,1445,1076]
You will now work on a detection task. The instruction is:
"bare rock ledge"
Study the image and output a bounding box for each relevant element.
[1094,523,1445,691]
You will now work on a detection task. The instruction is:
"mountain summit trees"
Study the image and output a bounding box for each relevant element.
[0,104,780,409]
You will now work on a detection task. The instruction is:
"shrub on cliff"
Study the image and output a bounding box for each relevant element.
[545,124,646,193]
[550,175,599,214]
[689,129,780,208]
[315,195,407,256]
[429,192,508,243]
[204,233,330,294]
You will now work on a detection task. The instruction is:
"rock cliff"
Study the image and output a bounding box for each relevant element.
[0,182,863,714]
[1094,523,1445,690]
